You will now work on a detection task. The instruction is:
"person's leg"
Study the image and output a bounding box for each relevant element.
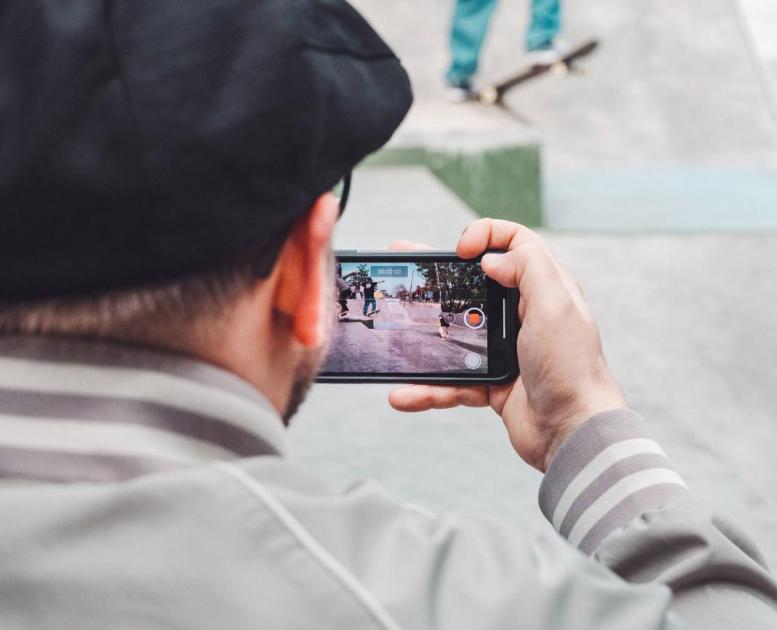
[446,0,499,84]
[362,299,369,316]
[526,0,561,51]
[369,298,377,314]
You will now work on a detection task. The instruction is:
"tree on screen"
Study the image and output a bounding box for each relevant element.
[345,264,371,288]
[416,263,487,313]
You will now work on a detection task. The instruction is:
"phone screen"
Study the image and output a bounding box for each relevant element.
[323,257,493,376]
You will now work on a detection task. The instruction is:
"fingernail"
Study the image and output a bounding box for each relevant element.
[481,253,502,266]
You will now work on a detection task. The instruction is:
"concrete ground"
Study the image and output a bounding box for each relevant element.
[289,167,777,566]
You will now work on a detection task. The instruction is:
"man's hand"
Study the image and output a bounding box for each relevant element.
[388,221,625,472]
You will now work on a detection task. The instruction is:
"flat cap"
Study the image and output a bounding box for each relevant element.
[0,0,412,300]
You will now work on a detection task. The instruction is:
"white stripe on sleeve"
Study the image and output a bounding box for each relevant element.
[551,438,668,529]
[567,468,688,548]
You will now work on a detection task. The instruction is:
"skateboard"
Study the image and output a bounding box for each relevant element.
[366,309,381,317]
[477,39,599,106]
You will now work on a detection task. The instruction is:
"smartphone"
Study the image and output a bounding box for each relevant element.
[317,251,519,384]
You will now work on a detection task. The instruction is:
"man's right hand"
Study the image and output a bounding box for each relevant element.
[388,220,626,472]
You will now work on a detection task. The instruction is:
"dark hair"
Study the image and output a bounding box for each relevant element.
[0,262,257,350]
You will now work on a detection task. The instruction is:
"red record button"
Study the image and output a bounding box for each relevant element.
[464,307,485,330]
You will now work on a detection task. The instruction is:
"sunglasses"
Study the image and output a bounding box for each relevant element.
[331,172,352,218]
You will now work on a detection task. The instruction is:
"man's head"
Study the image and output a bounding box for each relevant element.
[0,191,340,422]
[0,1,412,420]
[0,193,339,420]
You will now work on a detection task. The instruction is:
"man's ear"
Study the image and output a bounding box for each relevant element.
[274,193,339,348]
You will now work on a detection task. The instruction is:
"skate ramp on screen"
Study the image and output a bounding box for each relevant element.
[381,300,411,323]
[350,0,777,229]
[342,299,438,324]
[378,300,441,324]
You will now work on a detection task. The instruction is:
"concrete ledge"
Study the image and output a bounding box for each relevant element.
[365,102,544,227]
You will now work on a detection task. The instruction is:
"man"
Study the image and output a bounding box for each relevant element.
[438,313,451,339]
[336,266,352,317]
[0,2,776,628]
[363,276,380,316]
[446,0,565,101]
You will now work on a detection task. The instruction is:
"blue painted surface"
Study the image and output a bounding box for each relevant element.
[546,168,777,231]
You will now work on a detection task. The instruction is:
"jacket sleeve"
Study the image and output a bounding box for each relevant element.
[538,409,777,628]
[260,410,777,630]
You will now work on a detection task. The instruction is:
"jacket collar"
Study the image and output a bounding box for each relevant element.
[0,336,285,483]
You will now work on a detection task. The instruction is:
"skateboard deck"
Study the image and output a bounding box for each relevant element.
[478,39,599,105]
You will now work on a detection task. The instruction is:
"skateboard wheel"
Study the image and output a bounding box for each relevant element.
[551,62,568,76]
[478,87,499,105]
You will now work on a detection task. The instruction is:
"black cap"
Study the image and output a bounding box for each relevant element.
[0,0,412,300]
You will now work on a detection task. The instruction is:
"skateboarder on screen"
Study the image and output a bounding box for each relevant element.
[445,0,566,101]
[336,277,349,317]
[438,314,451,339]
[362,276,380,316]
[336,269,358,318]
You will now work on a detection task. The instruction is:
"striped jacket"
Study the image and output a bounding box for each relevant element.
[0,335,775,629]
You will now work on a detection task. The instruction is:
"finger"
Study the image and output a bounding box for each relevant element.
[389,385,489,412]
[481,243,569,306]
[456,218,545,259]
[388,240,434,251]
[487,381,515,417]
[459,220,584,303]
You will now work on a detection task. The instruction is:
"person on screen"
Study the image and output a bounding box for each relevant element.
[336,274,350,317]
[362,276,379,316]
[439,313,451,339]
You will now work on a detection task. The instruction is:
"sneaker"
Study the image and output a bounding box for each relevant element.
[525,40,569,67]
[444,78,475,103]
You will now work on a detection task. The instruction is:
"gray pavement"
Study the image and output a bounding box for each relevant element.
[289,166,777,567]
[735,0,777,121]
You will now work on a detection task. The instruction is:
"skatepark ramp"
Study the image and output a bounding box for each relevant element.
[351,0,777,230]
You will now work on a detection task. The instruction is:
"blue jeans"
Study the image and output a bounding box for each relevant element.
[446,0,561,82]
[363,298,377,315]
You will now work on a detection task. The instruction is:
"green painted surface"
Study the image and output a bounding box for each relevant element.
[365,144,543,227]
[365,147,427,167]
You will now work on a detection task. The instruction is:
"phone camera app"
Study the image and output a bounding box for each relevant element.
[327,261,489,375]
